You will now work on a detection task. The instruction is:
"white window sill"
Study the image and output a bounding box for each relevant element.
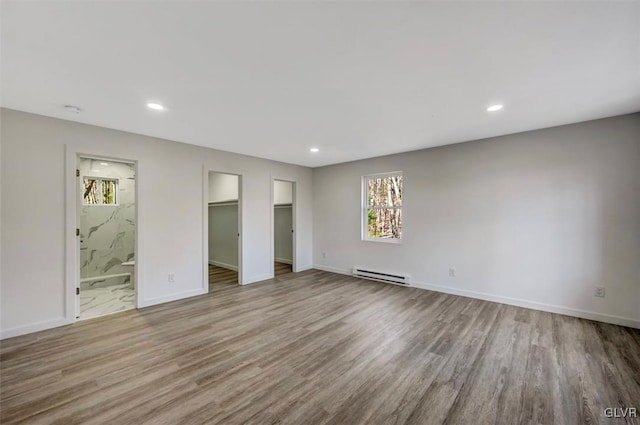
[362,237,402,244]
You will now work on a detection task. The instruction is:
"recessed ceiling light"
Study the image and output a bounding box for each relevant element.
[147,102,165,110]
[100,162,108,166]
[92,169,100,172]
[487,104,504,112]
[310,148,319,153]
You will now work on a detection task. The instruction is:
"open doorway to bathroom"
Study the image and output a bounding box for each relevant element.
[273,180,295,276]
[207,171,241,288]
[77,157,136,319]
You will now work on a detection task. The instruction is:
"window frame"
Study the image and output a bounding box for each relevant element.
[361,171,403,244]
[82,176,119,206]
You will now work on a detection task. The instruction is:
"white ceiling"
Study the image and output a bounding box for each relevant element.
[2,1,639,167]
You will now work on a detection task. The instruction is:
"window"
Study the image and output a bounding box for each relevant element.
[363,172,403,242]
[83,177,118,205]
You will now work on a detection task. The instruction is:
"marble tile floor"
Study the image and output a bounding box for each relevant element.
[80,282,135,320]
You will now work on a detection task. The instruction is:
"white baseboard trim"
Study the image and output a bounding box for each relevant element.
[1,317,74,340]
[295,264,314,272]
[242,273,273,285]
[410,281,640,329]
[275,257,293,265]
[138,288,208,308]
[312,264,639,329]
[208,260,238,272]
[313,264,352,276]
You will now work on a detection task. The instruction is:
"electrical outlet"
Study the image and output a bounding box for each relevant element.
[594,286,605,298]
[168,273,175,283]
[322,252,327,259]
[449,268,456,278]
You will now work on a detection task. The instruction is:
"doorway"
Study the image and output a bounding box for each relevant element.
[273,180,295,276]
[207,171,241,287]
[77,157,136,319]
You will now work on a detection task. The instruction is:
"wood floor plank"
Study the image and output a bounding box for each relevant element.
[208,262,291,288]
[208,264,238,285]
[1,269,639,425]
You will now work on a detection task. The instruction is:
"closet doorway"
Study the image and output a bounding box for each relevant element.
[273,180,295,276]
[207,171,241,287]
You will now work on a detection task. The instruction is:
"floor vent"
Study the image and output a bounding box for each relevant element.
[352,267,411,286]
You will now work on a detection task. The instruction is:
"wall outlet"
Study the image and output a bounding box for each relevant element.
[594,286,605,298]
[449,268,456,278]
[168,273,175,283]
[322,252,327,259]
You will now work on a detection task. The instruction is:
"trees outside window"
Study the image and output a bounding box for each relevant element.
[363,172,402,241]
[83,177,118,205]
[83,178,100,205]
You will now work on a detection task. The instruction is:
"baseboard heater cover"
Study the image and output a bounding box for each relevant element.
[352,267,411,286]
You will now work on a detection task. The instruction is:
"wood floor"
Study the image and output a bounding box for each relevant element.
[274,261,293,276]
[208,264,238,285]
[208,262,293,286]
[1,270,639,425]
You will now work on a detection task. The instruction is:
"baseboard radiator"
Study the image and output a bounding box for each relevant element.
[352,267,411,286]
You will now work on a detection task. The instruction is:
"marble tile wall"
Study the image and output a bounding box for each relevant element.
[79,158,135,288]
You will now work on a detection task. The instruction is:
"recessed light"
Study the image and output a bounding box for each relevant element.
[92,169,100,172]
[147,102,165,110]
[487,104,504,112]
[100,162,108,166]
[310,148,319,153]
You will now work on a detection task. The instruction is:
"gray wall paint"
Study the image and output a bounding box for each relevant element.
[209,173,238,203]
[1,108,313,337]
[208,204,238,269]
[274,180,293,205]
[274,206,293,263]
[313,113,640,326]
[208,172,239,269]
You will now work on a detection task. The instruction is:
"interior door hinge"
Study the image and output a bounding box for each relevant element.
[76,288,80,295]
[76,169,80,177]
[76,228,80,236]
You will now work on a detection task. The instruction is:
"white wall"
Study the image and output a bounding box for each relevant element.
[313,113,640,328]
[208,172,238,203]
[0,108,313,338]
[274,180,293,205]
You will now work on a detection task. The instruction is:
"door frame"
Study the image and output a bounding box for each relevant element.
[270,178,297,276]
[203,168,243,288]
[66,151,140,321]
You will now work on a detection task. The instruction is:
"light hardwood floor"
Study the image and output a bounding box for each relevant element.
[1,269,639,424]
[274,261,293,276]
[208,262,292,286]
[208,264,238,285]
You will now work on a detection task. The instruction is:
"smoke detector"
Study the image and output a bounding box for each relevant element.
[64,105,82,114]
